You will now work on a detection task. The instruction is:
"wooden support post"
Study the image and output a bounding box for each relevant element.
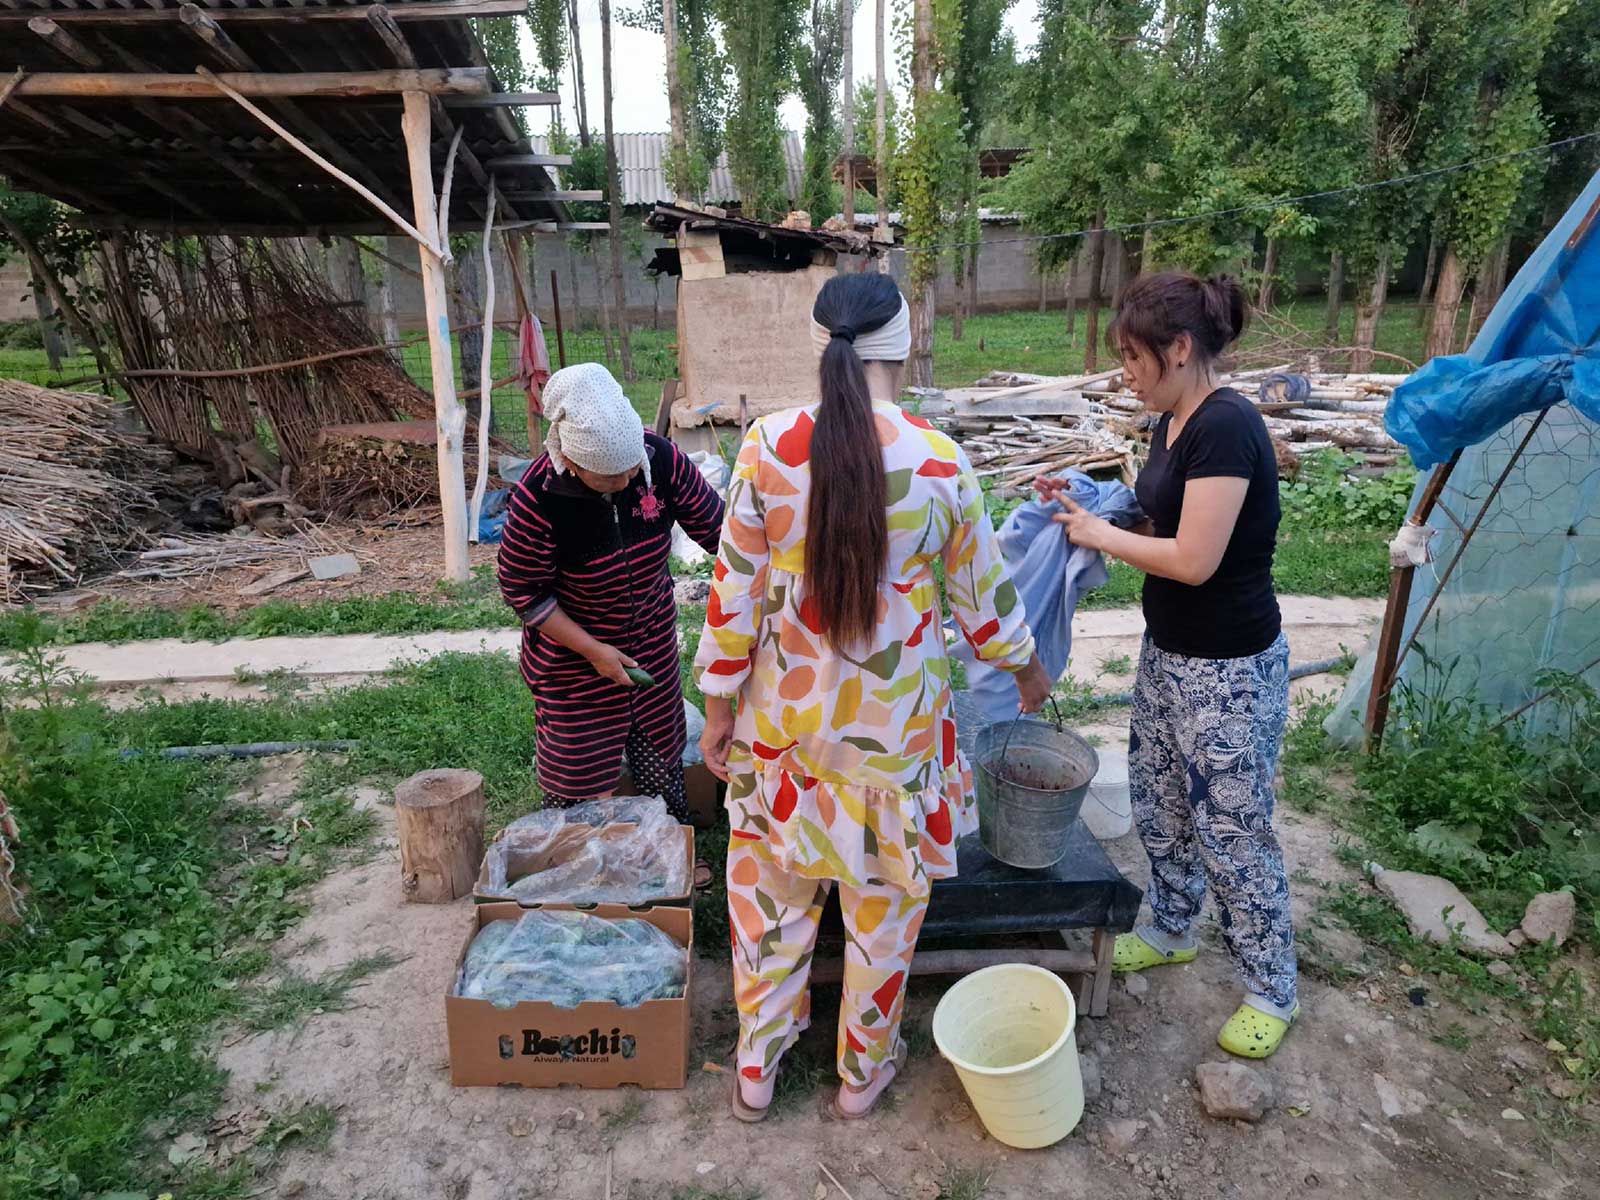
[550,268,568,367]
[1364,449,1463,748]
[468,185,499,544]
[402,90,471,584]
[1074,927,1115,1018]
[395,769,486,903]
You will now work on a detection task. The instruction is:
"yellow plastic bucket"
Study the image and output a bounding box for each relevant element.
[931,963,1084,1149]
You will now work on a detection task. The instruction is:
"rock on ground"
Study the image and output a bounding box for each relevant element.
[1372,1073,1427,1120]
[1368,865,1514,957]
[1080,1049,1103,1104]
[1520,891,1575,947]
[1100,1117,1147,1156]
[1195,1061,1274,1122]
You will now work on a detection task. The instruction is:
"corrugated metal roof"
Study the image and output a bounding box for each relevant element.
[531,132,805,209]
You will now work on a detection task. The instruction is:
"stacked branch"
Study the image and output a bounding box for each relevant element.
[929,365,1409,492]
[306,421,506,519]
[0,381,168,603]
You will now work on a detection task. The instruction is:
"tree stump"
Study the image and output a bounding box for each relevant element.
[395,769,485,903]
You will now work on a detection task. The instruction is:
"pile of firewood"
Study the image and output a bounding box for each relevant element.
[0,380,168,603]
[304,420,505,519]
[921,365,1408,493]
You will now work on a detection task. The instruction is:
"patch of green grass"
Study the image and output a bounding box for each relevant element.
[602,1092,646,1136]
[259,1102,339,1157]
[1432,1023,1474,1052]
[938,1166,993,1200]
[0,642,377,1198]
[242,952,404,1032]
[1098,653,1133,675]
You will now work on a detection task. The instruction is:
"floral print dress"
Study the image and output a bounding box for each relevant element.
[696,400,1036,1088]
[696,400,1036,896]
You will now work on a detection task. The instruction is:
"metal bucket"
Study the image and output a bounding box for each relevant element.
[974,714,1099,870]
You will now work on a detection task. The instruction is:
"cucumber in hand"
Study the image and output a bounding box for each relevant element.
[624,666,657,687]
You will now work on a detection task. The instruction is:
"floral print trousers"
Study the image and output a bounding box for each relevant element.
[727,834,926,1089]
[1129,632,1298,1011]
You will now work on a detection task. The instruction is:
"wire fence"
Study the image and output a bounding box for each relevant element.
[1394,401,1600,730]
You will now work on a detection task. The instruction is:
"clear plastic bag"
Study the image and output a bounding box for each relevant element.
[479,796,690,905]
[456,909,687,1009]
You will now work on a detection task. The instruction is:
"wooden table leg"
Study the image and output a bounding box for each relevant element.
[1087,928,1114,1018]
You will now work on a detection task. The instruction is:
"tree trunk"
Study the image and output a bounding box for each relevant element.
[663,0,689,200]
[1037,262,1048,313]
[567,0,591,147]
[951,207,966,342]
[906,0,936,386]
[596,247,616,363]
[1323,250,1345,346]
[1140,215,1156,275]
[1257,236,1279,310]
[874,0,890,269]
[454,244,484,395]
[1466,236,1509,340]
[1426,245,1467,361]
[395,769,486,903]
[29,268,66,372]
[376,243,401,347]
[1416,231,1441,328]
[841,0,854,226]
[966,240,979,323]
[1350,246,1391,374]
[1084,207,1107,372]
[1064,256,1079,344]
[600,0,635,381]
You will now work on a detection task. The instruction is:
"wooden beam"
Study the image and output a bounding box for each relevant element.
[178,5,409,215]
[197,67,438,253]
[500,190,603,203]
[0,0,528,22]
[100,40,308,223]
[485,154,574,169]
[401,90,470,584]
[0,152,109,213]
[12,69,492,100]
[27,18,105,69]
[0,69,23,114]
[441,93,563,108]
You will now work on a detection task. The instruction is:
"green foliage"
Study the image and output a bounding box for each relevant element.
[794,0,847,220]
[896,0,967,295]
[0,638,376,1197]
[716,0,806,220]
[1280,450,1415,530]
[0,319,45,351]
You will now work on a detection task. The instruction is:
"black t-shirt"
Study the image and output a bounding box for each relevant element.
[1134,387,1281,659]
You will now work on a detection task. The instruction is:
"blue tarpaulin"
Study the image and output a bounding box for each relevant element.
[1387,168,1600,469]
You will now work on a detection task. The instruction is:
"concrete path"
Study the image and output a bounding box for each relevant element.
[32,596,1385,688]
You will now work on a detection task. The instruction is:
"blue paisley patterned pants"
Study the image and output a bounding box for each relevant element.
[1128,632,1298,1011]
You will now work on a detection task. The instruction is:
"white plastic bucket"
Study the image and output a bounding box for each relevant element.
[931,963,1084,1149]
[1082,748,1132,841]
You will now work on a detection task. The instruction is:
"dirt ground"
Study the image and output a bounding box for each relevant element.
[41,524,498,615]
[201,747,1597,1200]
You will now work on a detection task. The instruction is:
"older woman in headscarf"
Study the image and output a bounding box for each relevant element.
[497,362,725,823]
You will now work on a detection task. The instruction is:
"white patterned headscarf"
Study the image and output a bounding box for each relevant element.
[542,362,650,485]
[809,295,912,362]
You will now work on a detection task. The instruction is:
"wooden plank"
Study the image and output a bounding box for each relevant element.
[951,394,1093,420]
[12,68,491,98]
[484,153,573,168]
[499,189,603,202]
[441,92,561,108]
[0,0,526,17]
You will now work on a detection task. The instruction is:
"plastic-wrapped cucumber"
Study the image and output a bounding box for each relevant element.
[479,796,690,905]
[456,910,687,1009]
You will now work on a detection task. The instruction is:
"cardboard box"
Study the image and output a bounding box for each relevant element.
[447,902,693,1089]
[473,822,695,907]
[615,765,725,830]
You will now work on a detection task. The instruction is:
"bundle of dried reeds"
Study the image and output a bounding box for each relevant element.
[0,380,168,603]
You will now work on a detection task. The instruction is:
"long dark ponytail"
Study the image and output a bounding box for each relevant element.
[806,273,903,650]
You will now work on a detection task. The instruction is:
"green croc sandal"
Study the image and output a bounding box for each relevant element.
[1217,1002,1299,1059]
[1113,931,1198,973]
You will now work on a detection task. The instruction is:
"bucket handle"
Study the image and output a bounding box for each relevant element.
[999,695,1067,762]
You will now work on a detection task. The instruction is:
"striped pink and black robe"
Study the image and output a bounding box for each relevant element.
[496,432,724,800]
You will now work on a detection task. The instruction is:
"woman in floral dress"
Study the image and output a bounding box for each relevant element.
[696,273,1051,1121]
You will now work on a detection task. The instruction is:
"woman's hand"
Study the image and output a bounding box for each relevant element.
[1034,475,1069,504]
[701,698,735,782]
[1016,653,1053,714]
[586,643,640,687]
[1052,498,1115,551]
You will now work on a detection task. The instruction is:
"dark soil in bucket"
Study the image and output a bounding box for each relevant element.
[983,745,1094,792]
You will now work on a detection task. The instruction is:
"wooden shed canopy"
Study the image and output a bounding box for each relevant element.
[0,0,571,236]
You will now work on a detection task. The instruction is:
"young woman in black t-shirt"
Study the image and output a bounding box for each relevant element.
[1039,272,1298,1059]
